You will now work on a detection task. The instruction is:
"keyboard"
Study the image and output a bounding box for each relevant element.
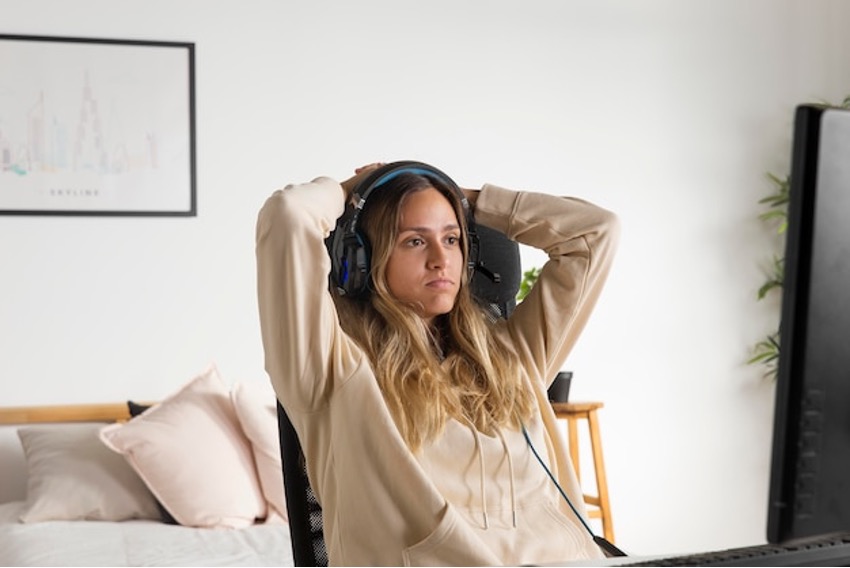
[621,532,850,566]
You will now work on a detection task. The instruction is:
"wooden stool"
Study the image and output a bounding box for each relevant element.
[551,401,615,542]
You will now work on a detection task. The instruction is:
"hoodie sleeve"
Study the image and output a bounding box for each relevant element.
[473,183,620,387]
[255,176,365,412]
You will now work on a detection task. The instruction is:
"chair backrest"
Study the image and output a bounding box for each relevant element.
[277,401,327,566]
[276,225,521,567]
[469,224,522,320]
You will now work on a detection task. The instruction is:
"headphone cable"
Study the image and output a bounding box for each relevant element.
[522,425,627,558]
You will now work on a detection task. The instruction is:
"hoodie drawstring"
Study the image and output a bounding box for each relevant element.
[465,421,489,529]
[464,420,519,530]
[496,427,518,528]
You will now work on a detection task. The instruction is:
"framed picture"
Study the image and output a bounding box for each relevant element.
[0,34,196,216]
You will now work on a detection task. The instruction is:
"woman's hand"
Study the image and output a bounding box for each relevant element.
[340,163,385,199]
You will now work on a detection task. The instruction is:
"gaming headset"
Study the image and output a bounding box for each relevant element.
[327,160,479,299]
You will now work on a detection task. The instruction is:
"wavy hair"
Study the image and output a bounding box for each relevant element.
[332,173,535,451]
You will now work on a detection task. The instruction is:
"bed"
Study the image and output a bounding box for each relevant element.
[0,364,294,567]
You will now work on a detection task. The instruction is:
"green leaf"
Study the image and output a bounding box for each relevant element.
[516,267,541,302]
[757,280,782,300]
[748,329,781,380]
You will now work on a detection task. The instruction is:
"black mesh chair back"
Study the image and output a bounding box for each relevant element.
[277,401,327,566]
[276,225,521,566]
[470,224,522,320]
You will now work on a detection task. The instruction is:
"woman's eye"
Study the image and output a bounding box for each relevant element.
[407,237,424,247]
[445,235,460,245]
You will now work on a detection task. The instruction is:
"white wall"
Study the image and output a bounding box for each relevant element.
[2,0,850,557]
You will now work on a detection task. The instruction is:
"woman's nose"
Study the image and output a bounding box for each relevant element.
[427,244,448,269]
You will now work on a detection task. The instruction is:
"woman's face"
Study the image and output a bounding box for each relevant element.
[385,187,464,326]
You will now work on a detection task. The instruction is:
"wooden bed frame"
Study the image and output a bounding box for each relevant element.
[0,402,156,425]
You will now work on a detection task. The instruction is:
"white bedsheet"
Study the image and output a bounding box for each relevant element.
[0,502,294,567]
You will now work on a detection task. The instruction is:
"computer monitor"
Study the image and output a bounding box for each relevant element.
[767,103,850,544]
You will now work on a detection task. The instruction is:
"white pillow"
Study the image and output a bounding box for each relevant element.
[99,364,267,528]
[17,422,161,522]
[231,381,288,523]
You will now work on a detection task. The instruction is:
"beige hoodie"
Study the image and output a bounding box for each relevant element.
[256,178,619,566]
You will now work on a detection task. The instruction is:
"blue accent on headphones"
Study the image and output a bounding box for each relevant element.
[340,257,349,286]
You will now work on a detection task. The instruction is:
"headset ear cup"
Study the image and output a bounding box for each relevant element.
[329,203,362,297]
[352,238,370,296]
[344,232,369,298]
[328,230,370,298]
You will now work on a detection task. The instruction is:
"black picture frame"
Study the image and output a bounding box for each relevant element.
[0,34,196,216]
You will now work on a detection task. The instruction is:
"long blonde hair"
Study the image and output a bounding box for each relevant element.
[333,173,535,451]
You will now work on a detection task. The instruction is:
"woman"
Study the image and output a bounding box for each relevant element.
[256,162,619,566]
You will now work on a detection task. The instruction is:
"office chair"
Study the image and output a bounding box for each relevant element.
[276,224,521,567]
[276,399,327,566]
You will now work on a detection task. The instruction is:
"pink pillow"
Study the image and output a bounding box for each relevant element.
[17,423,160,522]
[231,381,288,523]
[99,364,266,528]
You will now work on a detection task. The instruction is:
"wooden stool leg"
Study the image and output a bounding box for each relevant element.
[587,409,614,542]
[567,416,580,483]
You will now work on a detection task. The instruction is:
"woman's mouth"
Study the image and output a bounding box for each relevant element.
[426,278,454,290]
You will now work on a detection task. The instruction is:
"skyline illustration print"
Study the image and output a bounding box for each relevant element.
[0,35,195,215]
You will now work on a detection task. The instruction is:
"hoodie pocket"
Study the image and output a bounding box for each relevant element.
[539,500,585,552]
[402,506,500,567]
